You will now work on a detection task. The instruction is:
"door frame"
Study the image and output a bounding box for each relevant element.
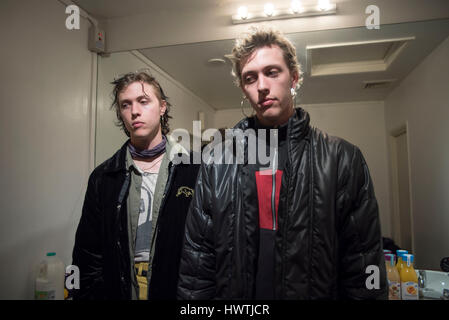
[389,122,415,253]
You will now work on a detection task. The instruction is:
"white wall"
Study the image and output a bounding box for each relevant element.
[96,51,215,165]
[385,36,449,270]
[0,0,95,299]
[214,107,253,130]
[214,101,391,237]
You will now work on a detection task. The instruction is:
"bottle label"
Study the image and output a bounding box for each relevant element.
[388,280,401,300]
[401,282,418,300]
[35,290,56,300]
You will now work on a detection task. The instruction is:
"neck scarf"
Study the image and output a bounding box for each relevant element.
[128,135,167,159]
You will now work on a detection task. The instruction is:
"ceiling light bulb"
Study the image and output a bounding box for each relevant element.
[318,0,331,11]
[291,0,302,13]
[237,6,248,20]
[264,3,275,17]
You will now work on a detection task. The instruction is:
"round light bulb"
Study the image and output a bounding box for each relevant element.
[264,3,275,17]
[291,0,302,13]
[237,6,248,20]
[318,0,331,11]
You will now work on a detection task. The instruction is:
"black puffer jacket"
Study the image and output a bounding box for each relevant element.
[177,108,387,300]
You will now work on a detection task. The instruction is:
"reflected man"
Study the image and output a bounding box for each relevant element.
[177,28,387,299]
[73,71,199,300]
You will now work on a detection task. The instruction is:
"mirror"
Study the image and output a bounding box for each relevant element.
[95,18,449,271]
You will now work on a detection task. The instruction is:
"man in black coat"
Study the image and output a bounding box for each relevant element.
[177,27,387,300]
[72,71,199,300]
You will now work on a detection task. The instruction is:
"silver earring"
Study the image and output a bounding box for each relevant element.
[290,87,297,97]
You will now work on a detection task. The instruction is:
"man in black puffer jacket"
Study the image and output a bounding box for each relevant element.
[177,27,387,300]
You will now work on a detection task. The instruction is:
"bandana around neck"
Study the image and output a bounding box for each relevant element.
[128,135,167,159]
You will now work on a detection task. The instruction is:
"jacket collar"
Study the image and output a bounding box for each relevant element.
[103,140,129,173]
[233,107,311,141]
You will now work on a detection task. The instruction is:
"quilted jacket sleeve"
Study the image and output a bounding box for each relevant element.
[72,169,105,300]
[336,144,388,300]
[177,163,216,300]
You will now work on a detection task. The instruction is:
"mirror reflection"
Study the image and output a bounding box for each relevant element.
[96,19,449,272]
[4,0,449,301]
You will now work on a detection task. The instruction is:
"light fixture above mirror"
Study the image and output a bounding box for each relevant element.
[232,1,336,24]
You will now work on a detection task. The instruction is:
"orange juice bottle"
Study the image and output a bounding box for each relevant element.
[400,254,418,300]
[396,250,408,274]
[385,254,401,300]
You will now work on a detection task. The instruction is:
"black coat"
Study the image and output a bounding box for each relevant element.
[72,141,200,299]
[177,108,388,300]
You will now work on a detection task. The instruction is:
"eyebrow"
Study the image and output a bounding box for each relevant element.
[119,94,150,104]
[242,64,283,78]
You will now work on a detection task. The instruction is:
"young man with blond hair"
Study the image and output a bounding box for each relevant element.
[178,28,387,300]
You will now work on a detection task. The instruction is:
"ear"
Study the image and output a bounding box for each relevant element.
[160,100,167,116]
[240,86,248,100]
[291,71,299,90]
[118,108,125,121]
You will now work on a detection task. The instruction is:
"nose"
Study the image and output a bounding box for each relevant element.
[130,102,141,117]
[257,75,269,94]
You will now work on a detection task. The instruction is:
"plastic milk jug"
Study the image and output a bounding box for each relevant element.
[35,252,65,300]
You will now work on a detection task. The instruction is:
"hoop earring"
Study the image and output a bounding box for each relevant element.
[291,85,301,109]
[290,88,296,97]
[289,88,296,110]
[240,97,254,118]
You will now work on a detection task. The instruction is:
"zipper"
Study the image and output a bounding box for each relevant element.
[234,133,245,298]
[271,129,278,231]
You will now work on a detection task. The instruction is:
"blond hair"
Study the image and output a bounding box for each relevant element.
[227,26,303,90]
